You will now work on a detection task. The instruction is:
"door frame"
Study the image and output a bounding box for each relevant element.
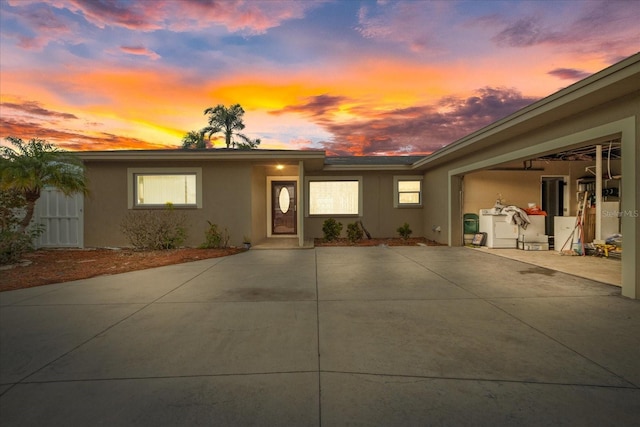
[266,176,299,238]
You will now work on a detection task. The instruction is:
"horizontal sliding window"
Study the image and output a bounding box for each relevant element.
[308,179,360,215]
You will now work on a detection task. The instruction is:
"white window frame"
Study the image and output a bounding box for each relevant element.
[127,167,203,209]
[305,176,363,217]
[394,176,423,208]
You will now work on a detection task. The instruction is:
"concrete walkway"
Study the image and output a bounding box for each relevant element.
[1,247,638,426]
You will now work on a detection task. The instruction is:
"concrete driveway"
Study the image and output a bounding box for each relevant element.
[1,246,639,426]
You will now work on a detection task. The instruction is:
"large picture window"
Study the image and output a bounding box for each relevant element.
[128,168,202,208]
[308,178,361,215]
[136,174,196,206]
[394,176,423,208]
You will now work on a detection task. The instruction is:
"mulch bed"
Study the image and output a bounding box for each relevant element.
[314,237,443,247]
[0,247,243,292]
[1,238,444,292]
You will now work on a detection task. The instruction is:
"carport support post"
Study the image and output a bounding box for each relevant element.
[595,144,602,241]
[620,118,638,299]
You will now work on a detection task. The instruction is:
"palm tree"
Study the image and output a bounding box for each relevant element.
[236,134,261,150]
[0,137,88,233]
[202,104,246,148]
[181,130,206,149]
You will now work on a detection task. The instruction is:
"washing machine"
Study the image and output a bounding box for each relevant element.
[479,209,518,248]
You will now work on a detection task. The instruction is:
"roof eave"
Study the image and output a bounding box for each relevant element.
[413,52,640,169]
[77,149,327,162]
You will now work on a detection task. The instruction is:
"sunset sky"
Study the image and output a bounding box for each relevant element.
[1,0,638,155]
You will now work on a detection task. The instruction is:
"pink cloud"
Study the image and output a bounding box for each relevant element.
[3,1,73,50]
[163,0,322,34]
[27,0,320,34]
[356,1,451,53]
[64,0,162,31]
[120,45,161,60]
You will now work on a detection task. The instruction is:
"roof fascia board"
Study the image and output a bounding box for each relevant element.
[413,52,640,169]
[78,150,326,162]
[322,164,416,172]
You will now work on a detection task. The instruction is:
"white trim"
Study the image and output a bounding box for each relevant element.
[127,167,202,209]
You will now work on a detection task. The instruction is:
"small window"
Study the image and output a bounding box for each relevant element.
[394,176,423,208]
[307,178,361,215]
[128,168,202,208]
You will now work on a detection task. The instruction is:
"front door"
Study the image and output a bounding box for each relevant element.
[272,181,296,235]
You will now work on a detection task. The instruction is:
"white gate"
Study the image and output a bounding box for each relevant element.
[33,187,84,248]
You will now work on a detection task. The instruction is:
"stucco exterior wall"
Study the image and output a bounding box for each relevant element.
[303,171,424,240]
[250,166,267,245]
[83,161,253,248]
[422,169,451,244]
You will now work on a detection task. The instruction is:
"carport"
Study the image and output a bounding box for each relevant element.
[417,53,639,299]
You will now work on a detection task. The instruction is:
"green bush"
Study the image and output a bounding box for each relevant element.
[120,204,187,250]
[322,218,343,242]
[397,222,412,239]
[0,230,35,265]
[201,221,230,248]
[346,222,363,243]
[0,189,43,265]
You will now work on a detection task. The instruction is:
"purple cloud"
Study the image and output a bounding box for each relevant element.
[270,94,349,119]
[0,116,167,151]
[491,0,640,60]
[493,16,548,47]
[547,68,591,80]
[1,101,79,119]
[275,87,539,156]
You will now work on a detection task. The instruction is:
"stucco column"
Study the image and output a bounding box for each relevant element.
[298,160,305,248]
[621,117,638,299]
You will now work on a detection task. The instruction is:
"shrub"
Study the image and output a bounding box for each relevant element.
[120,204,187,250]
[397,222,412,239]
[0,230,35,265]
[201,221,230,248]
[322,218,343,242]
[346,222,363,243]
[0,189,43,265]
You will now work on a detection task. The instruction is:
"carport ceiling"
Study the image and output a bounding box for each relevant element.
[534,140,621,161]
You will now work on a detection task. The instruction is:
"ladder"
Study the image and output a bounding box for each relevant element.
[560,191,589,255]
